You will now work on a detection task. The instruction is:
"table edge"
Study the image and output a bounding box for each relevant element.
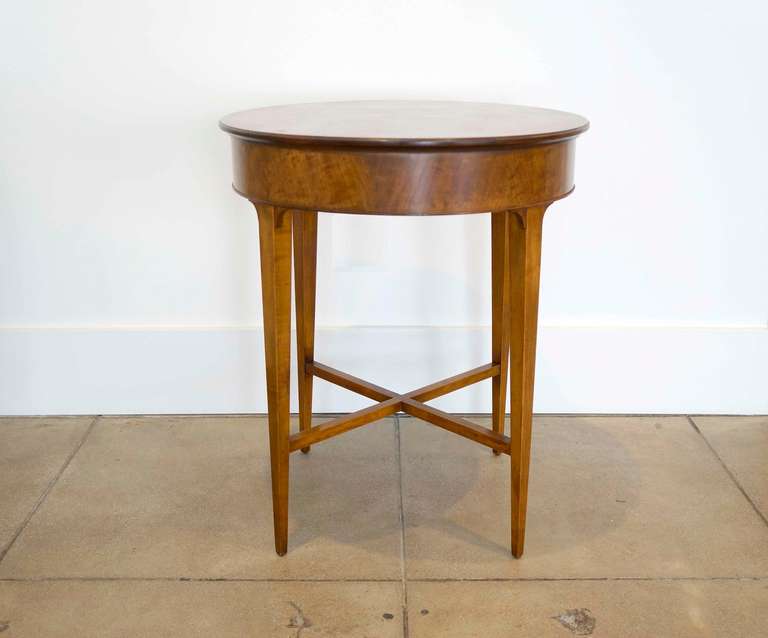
[218,121,589,150]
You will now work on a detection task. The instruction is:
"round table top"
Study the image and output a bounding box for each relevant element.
[219,100,588,149]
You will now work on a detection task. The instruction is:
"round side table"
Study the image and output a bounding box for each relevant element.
[220,101,589,557]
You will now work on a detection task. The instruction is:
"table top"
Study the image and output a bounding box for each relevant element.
[219,100,588,149]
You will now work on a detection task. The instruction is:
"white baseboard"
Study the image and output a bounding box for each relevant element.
[0,325,766,415]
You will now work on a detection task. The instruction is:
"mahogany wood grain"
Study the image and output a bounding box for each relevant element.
[289,398,401,451]
[299,362,505,451]
[292,211,317,453]
[220,101,587,148]
[309,362,395,403]
[309,361,499,406]
[401,400,510,455]
[255,205,292,556]
[221,100,588,558]
[406,363,499,403]
[491,211,512,453]
[229,141,576,215]
[508,206,546,558]
[222,101,586,216]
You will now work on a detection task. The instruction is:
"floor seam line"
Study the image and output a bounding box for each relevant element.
[404,576,768,583]
[0,414,100,566]
[0,577,402,583]
[394,414,409,638]
[2,575,767,583]
[686,415,768,529]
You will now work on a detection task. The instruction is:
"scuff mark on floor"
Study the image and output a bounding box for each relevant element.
[552,608,596,635]
[287,602,312,637]
[0,620,9,633]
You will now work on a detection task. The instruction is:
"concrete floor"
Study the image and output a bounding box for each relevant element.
[0,414,766,636]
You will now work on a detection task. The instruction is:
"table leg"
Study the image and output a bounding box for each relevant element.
[491,211,511,453]
[293,211,318,454]
[255,205,292,556]
[508,206,546,558]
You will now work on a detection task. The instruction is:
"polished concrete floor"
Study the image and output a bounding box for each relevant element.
[0,414,766,636]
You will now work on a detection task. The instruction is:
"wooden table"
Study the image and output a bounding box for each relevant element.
[220,101,588,557]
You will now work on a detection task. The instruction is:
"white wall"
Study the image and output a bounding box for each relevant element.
[1,0,766,415]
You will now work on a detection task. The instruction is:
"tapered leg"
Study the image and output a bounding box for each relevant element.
[491,211,511,454]
[255,205,292,556]
[293,211,318,454]
[508,206,546,558]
